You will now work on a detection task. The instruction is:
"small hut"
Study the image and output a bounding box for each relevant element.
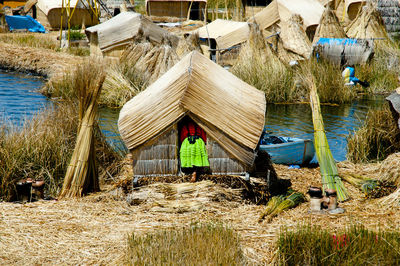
[30,0,99,30]
[118,51,266,177]
[335,0,366,22]
[248,0,324,41]
[85,11,179,57]
[189,19,250,62]
[146,0,207,21]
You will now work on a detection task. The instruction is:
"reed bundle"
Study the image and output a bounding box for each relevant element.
[313,5,347,42]
[59,61,106,198]
[341,173,395,198]
[280,14,312,59]
[259,192,305,223]
[176,33,202,58]
[379,153,400,186]
[308,75,349,201]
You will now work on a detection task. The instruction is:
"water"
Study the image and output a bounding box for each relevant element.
[0,70,49,126]
[265,96,385,162]
[0,70,386,162]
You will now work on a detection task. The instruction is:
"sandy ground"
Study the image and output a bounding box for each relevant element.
[1,163,400,265]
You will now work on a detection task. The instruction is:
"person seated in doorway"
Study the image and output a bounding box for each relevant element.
[180,119,210,182]
[342,64,369,88]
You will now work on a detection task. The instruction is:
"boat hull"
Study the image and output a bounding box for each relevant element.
[259,138,315,165]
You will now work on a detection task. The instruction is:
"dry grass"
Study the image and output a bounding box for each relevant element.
[0,32,58,50]
[347,105,400,163]
[2,162,400,264]
[125,223,245,265]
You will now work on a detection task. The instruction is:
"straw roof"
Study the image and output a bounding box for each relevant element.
[280,15,312,59]
[37,0,86,15]
[118,51,266,166]
[346,4,389,39]
[248,0,324,35]
[191,19,250,49]
[85,12,178,52]
[313,6,347,42]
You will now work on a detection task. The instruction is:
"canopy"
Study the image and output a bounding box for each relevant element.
[118,51,266,166]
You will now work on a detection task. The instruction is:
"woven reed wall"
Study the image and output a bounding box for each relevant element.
[147,1,205,18]
[132,126,179,177]
[377,0,400,37]
[207,138,246,175]
[89,33,103,57]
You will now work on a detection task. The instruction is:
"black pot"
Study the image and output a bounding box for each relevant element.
[308,186,323,198]
[325,189,337,197]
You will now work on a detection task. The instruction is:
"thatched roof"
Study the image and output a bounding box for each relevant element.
[85,12,178,52]
[118,51,266,166]
[345,0,366,20]
[313,6,347,42]
[280,14,312,59]
[346,4,389,39]
[191,19,250,49]
[248,0,324,35]
[37,0,87,15]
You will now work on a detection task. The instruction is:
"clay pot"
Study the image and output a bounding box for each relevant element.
[308,186,323,198]
[16,180,32,202]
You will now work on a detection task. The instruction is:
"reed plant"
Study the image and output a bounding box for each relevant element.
[125,223,245,265]
[347,105,400,163]
[0,33,58,50]
[0,103,77,201]
[277,224,400,265]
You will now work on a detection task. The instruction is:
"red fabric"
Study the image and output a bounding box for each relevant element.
[180,122,207,143]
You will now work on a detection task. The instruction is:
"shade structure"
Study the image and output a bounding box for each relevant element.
[280,14,312,59]
[191,19,250,49]
[118,51,266,167]
[85,11,178,53]
[248,0,324,38]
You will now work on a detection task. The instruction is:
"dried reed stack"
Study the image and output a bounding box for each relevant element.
[346,2,393,47]
[379,153,400,186]
[313,6,347,43]
[308,74,349,201]
[59,61,106,198]
[280,15,312,59]
[176,33,202,58]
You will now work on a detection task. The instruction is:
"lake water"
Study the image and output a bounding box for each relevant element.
[0,70,386,162]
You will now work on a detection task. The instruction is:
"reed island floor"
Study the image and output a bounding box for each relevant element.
[1,162,399,265]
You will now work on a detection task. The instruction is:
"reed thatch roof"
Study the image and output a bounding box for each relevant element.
[345,0,366,20]
[346,4,389,39]
[191,19,250,49]
[280,14,312,59]
[37,0,86,15]
[118,51,266,166]
[85,12,178,52]
[313,6,347,42]
[248,0,324,35]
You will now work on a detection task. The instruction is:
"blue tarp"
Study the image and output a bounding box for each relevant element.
[315,38,358,46]
[5,15,45,33]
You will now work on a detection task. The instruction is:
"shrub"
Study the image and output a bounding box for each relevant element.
[347,105,400,163]
[125,223,245,265]
[277,224,400,265]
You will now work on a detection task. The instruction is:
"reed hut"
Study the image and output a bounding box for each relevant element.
[118,51,266,177]
[335,0,366,22]
[248,0,324,41]
[313,6,347,42]
[189,19,250,62]
[85,11,179,57]
[31,0,99,30]
[146,0,206,21]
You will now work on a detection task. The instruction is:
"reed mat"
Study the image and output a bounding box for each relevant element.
[1,163,400,264]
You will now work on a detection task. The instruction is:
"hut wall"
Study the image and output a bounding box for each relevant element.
[36,8,51,29]
[147,1,205,19]
[377,0,400,38]
[89,33,103,57]
[347,2,365,21]
[131,126,179,177]
[207,138,247,175]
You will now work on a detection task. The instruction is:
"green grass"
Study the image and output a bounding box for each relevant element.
[125,223,245,265]
[347,105,400,163]
[277,224,400,265]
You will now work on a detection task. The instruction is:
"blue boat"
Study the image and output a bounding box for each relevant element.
[259,134,315,165]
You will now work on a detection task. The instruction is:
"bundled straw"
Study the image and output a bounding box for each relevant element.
[313,5,347,42]
[308,74,349,201]
[259,192,305,223]
[341,173,395,198]
[59,61,106,198]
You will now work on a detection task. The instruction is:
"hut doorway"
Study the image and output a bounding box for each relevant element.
[178,116,211,177]
[189,2,200,20]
